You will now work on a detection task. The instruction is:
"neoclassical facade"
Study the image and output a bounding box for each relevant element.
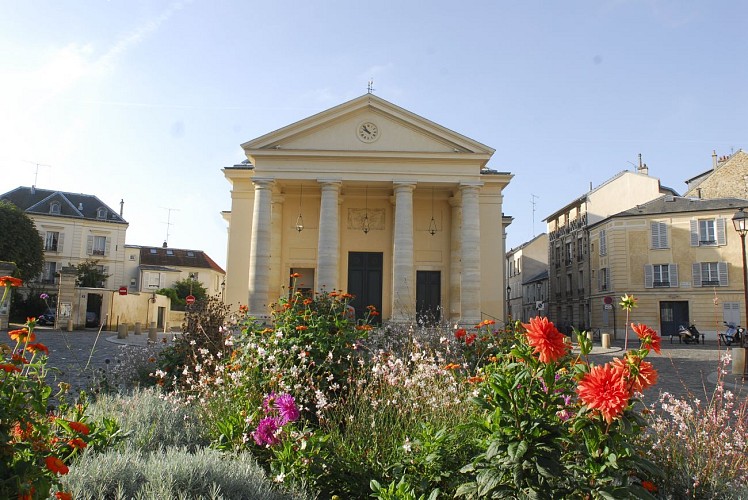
[223,94,512,324]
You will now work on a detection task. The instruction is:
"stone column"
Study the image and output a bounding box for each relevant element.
[460,183,481,324]
[392,182,416,322]
[248,178,274,318]
[316,180,341,293]
[270,194,284,299]
[449,197,461,322]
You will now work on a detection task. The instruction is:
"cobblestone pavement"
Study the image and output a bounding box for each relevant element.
[3,325,747,406]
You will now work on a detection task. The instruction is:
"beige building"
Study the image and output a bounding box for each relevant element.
[506,233,549,322]
[544,167,677,331]
[124,244,226,297]
[223,94,513,324]
[685,150,748,200]
[588,196,748,340]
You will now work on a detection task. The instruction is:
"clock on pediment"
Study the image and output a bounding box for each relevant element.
[357,121,379,143]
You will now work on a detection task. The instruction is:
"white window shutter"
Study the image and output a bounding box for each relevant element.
[660,223,669,248]
[598,269,602,291]
[716,218,726,246]
[718,261,728,286]
[86,235,94,255]
[690,220,699,246]
[159,273,166,288]
[644,264,654,288]
[600,230,607,255]
[692,263,702,287]
[669,264,678,287]
[58,232,64,253]
[105,237,111,256]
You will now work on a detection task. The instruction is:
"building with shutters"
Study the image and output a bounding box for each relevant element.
[588,195,748,340]
[222,93,513,323]
[0,186,128,290]
[506,233,549,322]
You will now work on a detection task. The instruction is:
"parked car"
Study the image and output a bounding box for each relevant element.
[85,312,99,328]
[37,308,56,326]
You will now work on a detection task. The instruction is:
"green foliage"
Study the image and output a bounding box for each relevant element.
[370,477,439,500]
[156,286,180,308]
[0,200,44,282]
[75,259,110,288]
[59,446,302,499]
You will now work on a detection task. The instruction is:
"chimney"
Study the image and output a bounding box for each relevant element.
[30,185,35,195]
[162,241,168,248]
[697,188,702,199]
[119,199,124,217]
[712,150,718,170]
[636,154,648,175]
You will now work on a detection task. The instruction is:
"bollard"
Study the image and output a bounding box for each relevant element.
[117,323,128,339]
[66,319,73,332]
[134,322,142,335]
[601,333,611,349]
[148,321,157,342]
[732,348,745,375]
[586,332,593,342]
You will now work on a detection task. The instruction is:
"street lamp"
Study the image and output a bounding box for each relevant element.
[506,285,512,321]
[221,278,226,302]
[731,207,748,381]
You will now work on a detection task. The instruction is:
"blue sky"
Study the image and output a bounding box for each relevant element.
[2,1,747,269]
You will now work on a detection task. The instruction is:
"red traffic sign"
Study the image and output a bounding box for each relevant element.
[603,296,613,305]
[185,295,196,305]
[118,286,128,296]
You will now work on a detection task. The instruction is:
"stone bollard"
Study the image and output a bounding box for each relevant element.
[601,333,611,349]
[66,319,73,332]
[134,322,142,335]
[586,332,593,343]
[148,322,158,342]
[732,348,745,375]
[117,323,128,339]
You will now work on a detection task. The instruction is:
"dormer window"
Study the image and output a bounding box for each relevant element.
[186,251,195,257]
[150,249,158,254]
[96,207,107,219]
[166,249,174,256]
[50,202,61,215]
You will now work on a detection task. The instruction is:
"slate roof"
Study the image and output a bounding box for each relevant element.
[612,195,748,218]
[0,186,127,224]
[135,246,226,274]
[523,269,549,285]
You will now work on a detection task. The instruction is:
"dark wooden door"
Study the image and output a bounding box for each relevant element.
[347,252,383,323]
[416,270,441,324]
[660,301,689,337]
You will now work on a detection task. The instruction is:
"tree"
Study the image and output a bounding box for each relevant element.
[0,201,44,282]
[173,277,207,302]
[75,259,110,288]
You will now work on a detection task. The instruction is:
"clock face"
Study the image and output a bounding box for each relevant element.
[357,121,379,142]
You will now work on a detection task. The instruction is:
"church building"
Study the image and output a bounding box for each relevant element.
[223,94,512,324]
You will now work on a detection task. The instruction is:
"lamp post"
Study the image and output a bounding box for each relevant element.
[731,207,748,381]
[506,285,512,322]
[221,278,226,303]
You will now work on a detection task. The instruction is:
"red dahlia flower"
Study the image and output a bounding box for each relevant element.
[522,316,569,363]
[577,363,630,424]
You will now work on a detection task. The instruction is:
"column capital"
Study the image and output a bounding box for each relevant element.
[317,178,342,187]
[252,177,275,188]
[459,181,483,191]
[393,181,418,191]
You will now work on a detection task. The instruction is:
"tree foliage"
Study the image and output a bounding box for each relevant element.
[75,259,110,288]
[0,200,44,282]
[173,277,207,302]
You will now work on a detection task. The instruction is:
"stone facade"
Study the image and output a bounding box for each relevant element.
[506,233,549,322]
[685,150,748,200]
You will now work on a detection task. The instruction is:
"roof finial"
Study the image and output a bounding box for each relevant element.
[367,79,375,94]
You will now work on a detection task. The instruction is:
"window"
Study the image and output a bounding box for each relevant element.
[645,263,678,288]
[49,202,61,214]
[577,238,584,261]
[565,242,573,264]
[566,273,572,293]
[578,270,584,292]
[96,207,107,220]
[129,254,135,260]
[150,248,158,254]
[42,261,57,284]
[599,268,609,291]
[92,236,106,256]
[650,221,669,249]
[186,251,195,257]
[166,249,174,256]
[599,229,607,256]
[44,231,62,252]
[692,261,728,287]
[691,218,726,246]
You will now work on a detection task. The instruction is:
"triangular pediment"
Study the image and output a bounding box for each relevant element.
[241,94,495,158]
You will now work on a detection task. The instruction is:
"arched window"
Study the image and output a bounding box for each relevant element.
[49,202,61,214]
[96,207,107,219]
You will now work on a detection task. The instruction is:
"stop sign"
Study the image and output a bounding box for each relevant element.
[118,286,128,296]
[185,295,196,305]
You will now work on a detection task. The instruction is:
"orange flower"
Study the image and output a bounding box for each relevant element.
[465,333,477,346]
[641,480,658,493]
[522,317,569,364]
[0,363,21,373]
[45,456,69,475]
[55,492,73,500]
[302,298,312,305]
[68,437,87,449]
[295,325,308,331]
[612,355,658,393]
[443,363,461,370]
[11,353,28,365]
[68,421,90,435]
[455,328,467,340]
[239,304,248,314]
[577,363,630,424]
[9,329,35,343]
[467,376,485,384]
[631,323,662,354]
[0,275,22,287]
[290,272,301,278]
[26,342,49,355]
[18,486,35,500]
[369,311,380,316]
